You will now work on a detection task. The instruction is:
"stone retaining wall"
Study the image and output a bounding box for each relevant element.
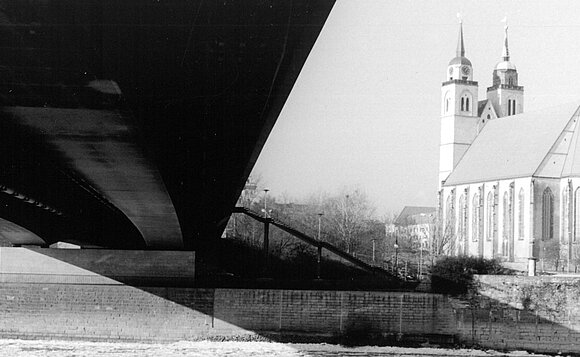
[457,275,580,353]
[1,247,579,354]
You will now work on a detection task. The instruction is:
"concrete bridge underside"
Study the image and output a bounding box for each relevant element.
[0,0,335,249]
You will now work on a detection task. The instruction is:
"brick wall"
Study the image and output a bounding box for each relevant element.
[212,290,455,339]
[0,247,459,344]
[1,276,579,354]
[0,247,205,341]
[0,283,214,341]
[0,284,456,343]
[1,245,578,354]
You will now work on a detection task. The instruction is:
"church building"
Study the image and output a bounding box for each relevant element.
[438,21,580,270]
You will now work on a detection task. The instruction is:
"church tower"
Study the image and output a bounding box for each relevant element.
[439,21,479,187]
[487,22,524,117]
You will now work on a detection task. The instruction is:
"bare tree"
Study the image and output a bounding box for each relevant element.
[542,238,561,271]
[324,188,375,253]
[228,182,381,262]
[572,245,580,273]
[432,219,456,256]
[226,175,264,247]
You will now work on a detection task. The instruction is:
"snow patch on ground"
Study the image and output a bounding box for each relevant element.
[0,339,551,357]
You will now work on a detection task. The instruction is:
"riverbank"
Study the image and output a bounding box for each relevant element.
[0,339,552,357]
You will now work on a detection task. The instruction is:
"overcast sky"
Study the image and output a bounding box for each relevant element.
[251,0,580,217]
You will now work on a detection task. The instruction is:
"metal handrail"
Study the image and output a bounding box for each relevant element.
[232,206,393,277]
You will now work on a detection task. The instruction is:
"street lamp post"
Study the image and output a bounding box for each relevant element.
[419,240,423,280]
[262,188,270,277]
[317,212,324,240]
[263,188,270,218]
[394,234,399,276]
[316,212,324,279]
[345,194,350,253]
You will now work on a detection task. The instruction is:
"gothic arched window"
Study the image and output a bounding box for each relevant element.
[542,187,554,240]
[575,188,580,242]
[444,92,451,113]
[446,194,455,238]
[502,192,510,256]
[518,188,525,240]
[507,99,517,116]
[562,187,569,243]
[486,191,494,241]
[460,93,471,112]
[458,194,467,254]
[472,193,480,242]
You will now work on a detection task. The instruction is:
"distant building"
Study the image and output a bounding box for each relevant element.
[237,178,258,207]
[438,21,580,268]
[224,178,260,238]
[391,206,436,246]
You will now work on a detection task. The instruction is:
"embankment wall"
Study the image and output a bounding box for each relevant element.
[0,283,456,342]
[459,275,580,353]
[1,248,580,354]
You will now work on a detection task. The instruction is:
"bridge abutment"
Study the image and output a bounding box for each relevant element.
[0,247,208,341]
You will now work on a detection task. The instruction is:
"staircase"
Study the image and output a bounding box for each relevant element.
[232,206,393,278]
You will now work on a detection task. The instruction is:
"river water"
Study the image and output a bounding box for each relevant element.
[0,339,551,357]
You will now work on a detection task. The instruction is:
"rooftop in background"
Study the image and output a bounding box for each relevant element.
[394,206,437,226]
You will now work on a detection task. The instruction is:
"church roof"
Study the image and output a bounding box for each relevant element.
[444,101,580,186]
[478,99,489,117]
[394,206,436,226]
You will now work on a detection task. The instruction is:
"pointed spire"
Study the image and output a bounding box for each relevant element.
[502,17,510,61]
[456,20,465,57]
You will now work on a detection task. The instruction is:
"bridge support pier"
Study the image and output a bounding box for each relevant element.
[0,246,195,285]
[0,247,201,341]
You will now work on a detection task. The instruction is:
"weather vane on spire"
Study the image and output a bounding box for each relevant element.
[501,16,510,61]
[457,12,463,23]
